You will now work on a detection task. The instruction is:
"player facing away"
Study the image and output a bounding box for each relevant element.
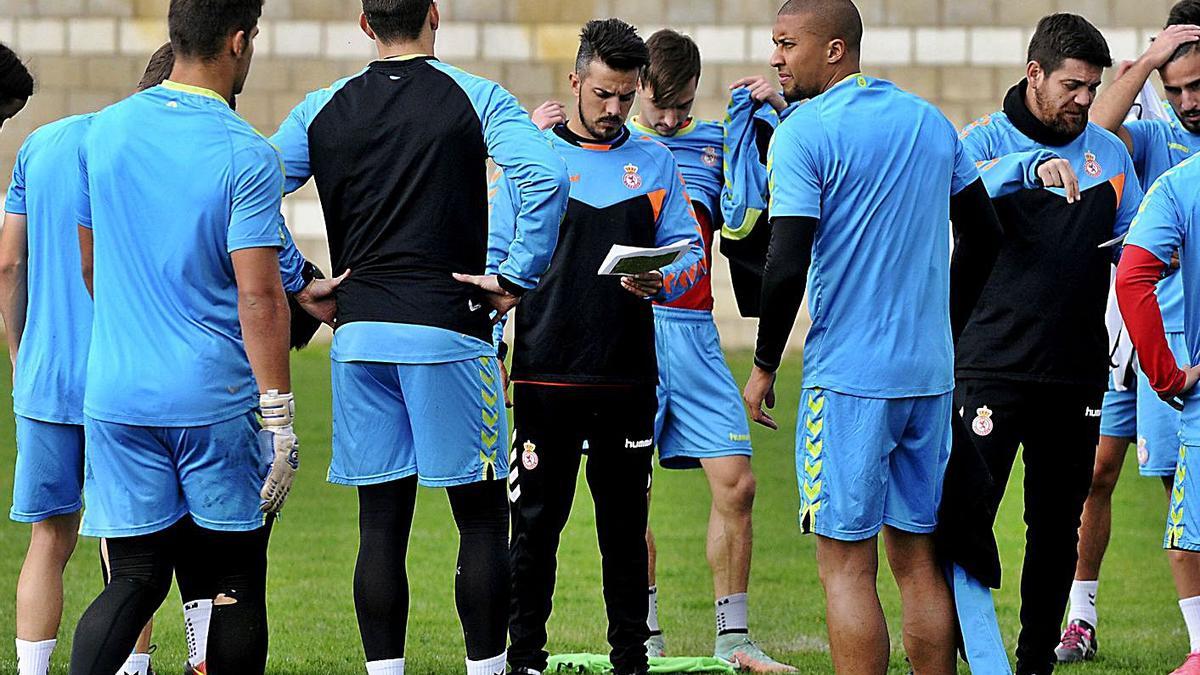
[1060,3,1200,666]
[268,2,569,674]
[68,1,300,673]
[946,14,1144,675]
[494,18,704,675]
[742,1,1005,673]
[0,43,30,130]
[626,29,793,673]
[0,46,172,675]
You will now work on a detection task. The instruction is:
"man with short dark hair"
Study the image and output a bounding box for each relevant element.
[495,18,704,675]
[67,1,295,673]
[624,28,794,672]
[949,12,1144,675]
[1059,3,1200,665]
[269,2,569,674]
[743,0,1006,673]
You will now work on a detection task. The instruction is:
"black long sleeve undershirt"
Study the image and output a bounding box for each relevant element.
[949,177,1005,342]
[753,215,817,373]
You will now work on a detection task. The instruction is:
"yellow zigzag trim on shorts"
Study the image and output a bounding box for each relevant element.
[478,356,500,481]
[1169,445,1187,549]
[799,389,826,534]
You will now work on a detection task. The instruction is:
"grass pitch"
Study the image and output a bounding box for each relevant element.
[0,347,1186,673]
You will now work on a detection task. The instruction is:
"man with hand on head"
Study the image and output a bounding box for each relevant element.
[1059,3,1200,666]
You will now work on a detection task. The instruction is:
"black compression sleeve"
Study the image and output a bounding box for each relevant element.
[949,178,1004,341]
[754,215,817,372]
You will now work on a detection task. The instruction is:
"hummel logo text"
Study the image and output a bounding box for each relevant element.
[625,438,653,449]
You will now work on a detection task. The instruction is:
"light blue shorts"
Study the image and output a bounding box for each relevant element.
[1100,371,1137,439]
[1167,444,1200,551]
[11,416,84,523]
[796,388,952,541]
[330,355,508,488]
[82,411,269,537]
[653,306,752,470]
[1136,332,1187,477]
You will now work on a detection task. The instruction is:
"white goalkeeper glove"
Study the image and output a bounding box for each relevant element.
[259,389,298,514]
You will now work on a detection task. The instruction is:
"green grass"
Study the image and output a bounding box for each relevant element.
[0,347,1186,673]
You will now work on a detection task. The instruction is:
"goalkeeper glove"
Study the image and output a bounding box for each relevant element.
[259,389,299,514]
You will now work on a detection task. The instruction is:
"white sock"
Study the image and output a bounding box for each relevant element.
[118,652,152,675]
[1067,579,1099,627]
[1180,596,1200,652]
[366,657,405,675]
[183,598,213,667]
[715,592,749,635]
[15,638,55,675]
[465,651,506,675]
[647,585,661,634]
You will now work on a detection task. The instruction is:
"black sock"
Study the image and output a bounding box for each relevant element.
[198,519,273,675]
[70,521,182,675]
[354,478,418,662]
[448,479,510,660]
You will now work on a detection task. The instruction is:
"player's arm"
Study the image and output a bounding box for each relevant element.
[233,247,290,394]
[1116,177,1200,400]
[75,135,95,297]
[485,166,519,405]
[1,145,31,366]
[230,146,297,514]
[950,181,1004,340]
[627,163,705,302]
[721,87,770,241]
[1091,26,1200,153]
[454,82,569,318]
[744,119,821,429]
[948,134,1005,340]
[972,148,1073,199]
[746,215,815,431]
[0,213,28,368]
[729,75,788,113]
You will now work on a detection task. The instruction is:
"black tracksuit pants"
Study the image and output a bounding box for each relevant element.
[507,383,656,674]
[952,378,1103,675]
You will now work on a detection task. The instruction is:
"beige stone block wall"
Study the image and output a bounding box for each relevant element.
[0,0,1174,349]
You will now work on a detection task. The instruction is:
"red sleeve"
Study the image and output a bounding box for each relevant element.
[1116,245,1187,396]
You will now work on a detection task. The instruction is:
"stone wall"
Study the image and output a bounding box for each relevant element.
[0,0,1174,347]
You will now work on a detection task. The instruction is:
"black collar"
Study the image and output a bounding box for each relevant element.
[1003,79,1084,147]
[553,123,631,150]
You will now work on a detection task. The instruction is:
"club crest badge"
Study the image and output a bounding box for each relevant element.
[702,146,719,167]
[1138,437,1149,466]
[521,440,539,471]
[1083,151,1102,178]
[623,163,643,190]
[972,406,994,437]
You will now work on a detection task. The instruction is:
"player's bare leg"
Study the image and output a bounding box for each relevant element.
[16,512,80,641]
[817,535,888,675]
[701,456,755,599]
[703,456,794,672]
[883,528,956,675]
[1075,435,1130,580]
